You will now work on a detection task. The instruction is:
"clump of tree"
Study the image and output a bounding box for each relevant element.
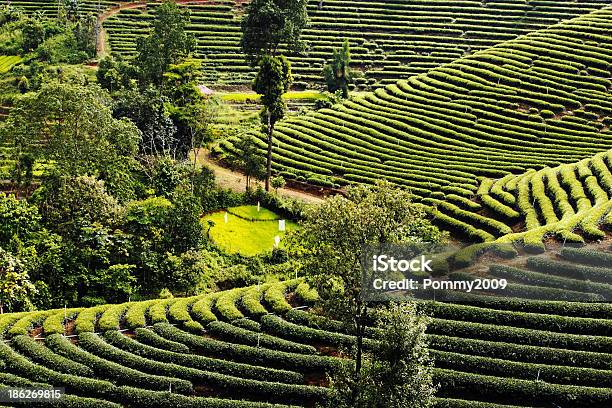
[240,0,308,191]
[323,39,353,98]
[97,1,215,163]
[135,0,195,86]
[288,182,444,407]
[225,133,266,191]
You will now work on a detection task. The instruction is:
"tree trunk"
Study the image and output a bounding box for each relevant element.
[351,303,366,406]
[265,112,273,192]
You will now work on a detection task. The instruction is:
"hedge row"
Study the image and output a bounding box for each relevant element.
[78,332,330,404]
[434,368,612,407]
[429,333,612,370]
[153,323,342,373]
[426,300,612,336]
[207,320,317,354]
[489,264,612,300]
[428,318,612,354]
[559,247,612,267]
[527,256,612,284]
[45,333,193,394]
[109,329,305,385]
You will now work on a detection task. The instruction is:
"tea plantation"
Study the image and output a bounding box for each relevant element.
[100,0,610,88]
[2,255,612,408]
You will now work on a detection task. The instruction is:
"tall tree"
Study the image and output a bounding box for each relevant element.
[288,182,444,405]
[227,133,266,191]
[252,55,292,191]
[323,39,353,98]
[325,302,436,408]
[135,0,196,86]
[163,60,219,166]
[240,0,308,66]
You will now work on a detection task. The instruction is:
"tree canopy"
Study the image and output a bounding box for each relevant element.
[1,82,141,178]
[135,0,196,86]
[240,0,308,65]
[323,39,353,98]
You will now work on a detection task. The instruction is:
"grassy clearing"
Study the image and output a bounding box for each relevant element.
[219,90,324,102]
[227,205,281,221]
[203,207,298,256]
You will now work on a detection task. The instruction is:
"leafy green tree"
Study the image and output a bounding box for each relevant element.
[0,193,41,245]
[323,39,353,98]
[113,87,177,157]
[325,302,436,408]
[288,181,444,405]
[270,175,286,192]
[240,0,308,66]
[227,133,266,191]
[34,175,121,239]
[72,13,97,58]
[163,60,219,162]
[97,55,136,92]
[2,82,141,179]
[135,0,196,86]
[21,17,46,52]
[0,248,36,314]
[253,55,292,191]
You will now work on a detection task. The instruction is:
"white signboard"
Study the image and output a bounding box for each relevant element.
[278,219,286,231]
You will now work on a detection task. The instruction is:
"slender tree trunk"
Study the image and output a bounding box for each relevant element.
[265,112,273,192]
[351,303,366,406]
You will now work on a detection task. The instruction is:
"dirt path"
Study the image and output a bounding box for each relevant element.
[195,150,324,204]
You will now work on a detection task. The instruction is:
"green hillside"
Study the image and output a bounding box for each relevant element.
[2,248,612,408]
[100,0,610,88]
[215,6,612,194]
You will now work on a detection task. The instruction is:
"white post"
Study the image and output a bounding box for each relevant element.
[278,220,286,232]
[257,201,260,212]
[224,212,228,223]
[274,235,281,247]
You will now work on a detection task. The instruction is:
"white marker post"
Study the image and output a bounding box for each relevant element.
[224,212,228,223]
[274,235,281,247]
[278,219,286,232]
[257,201,260,212]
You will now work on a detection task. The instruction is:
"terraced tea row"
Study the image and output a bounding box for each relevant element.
[426,149,612,259]
[100,0,610,88]
[217,6,612,197]
[2,268,612,407]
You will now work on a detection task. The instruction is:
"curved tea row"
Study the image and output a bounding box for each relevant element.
[2,271,612,407]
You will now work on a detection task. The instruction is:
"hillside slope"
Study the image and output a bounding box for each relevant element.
[218,6,612,196]
[100,0,611,87]
[2,262,612,407]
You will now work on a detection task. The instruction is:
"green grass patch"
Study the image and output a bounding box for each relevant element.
[219,90,323,102]
[203,207,298,256]
[227,205,281,221]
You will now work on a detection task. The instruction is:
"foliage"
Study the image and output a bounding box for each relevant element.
[2,82,141,179]
[135,0,196,86]
[97,55,136,93]
[112,87,177,157]
[271,176,286,192]
[0,248,36,313]
[253,55,292,190]
[322,39,353,98]
[163,60,219,160]
[225,134,266,190]
[240,0,308,66]
[288,181,444,403]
